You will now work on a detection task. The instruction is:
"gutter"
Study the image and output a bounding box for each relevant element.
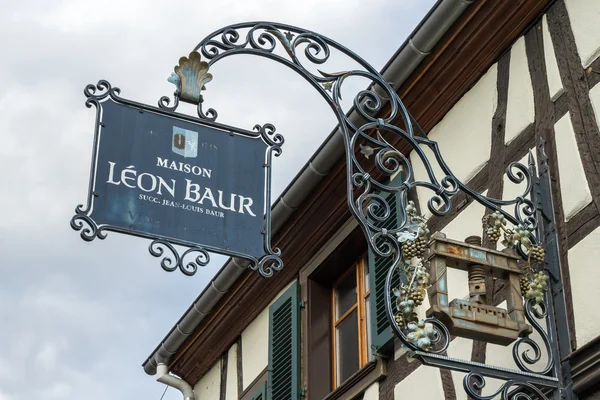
[142,0,474,376]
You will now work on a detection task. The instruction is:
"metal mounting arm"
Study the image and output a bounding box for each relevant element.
[162,22,574,400]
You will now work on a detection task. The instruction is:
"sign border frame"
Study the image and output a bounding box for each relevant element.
[71,80,284,277]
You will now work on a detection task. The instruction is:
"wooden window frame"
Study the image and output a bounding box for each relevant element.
[331,257,371,389]
[239,368,268,400]
[299,218,382,400]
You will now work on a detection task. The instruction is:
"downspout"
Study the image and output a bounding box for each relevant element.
[156,363,195,400]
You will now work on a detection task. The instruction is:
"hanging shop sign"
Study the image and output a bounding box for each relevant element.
[71,53,284,277]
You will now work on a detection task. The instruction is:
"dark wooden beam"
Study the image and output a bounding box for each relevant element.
[527,9,578,351]
[548,1,600,214]
[566,202,600,249]
[378,353,422,399]
[553,91,569,121]
[440,368,457,400]
[585,56,600,89]
[237,337,243,397]
[220,351,227,400]
[547,0,600,351]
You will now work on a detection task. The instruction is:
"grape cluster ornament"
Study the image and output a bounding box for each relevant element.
[482,211,548,305]
[391,201,550,351]
[525,271,549,304]
[392,201,433,348]
[406,321,436,351]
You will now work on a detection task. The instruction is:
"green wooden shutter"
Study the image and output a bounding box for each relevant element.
[368,176,405,352]
[268,281,300,400]
[250,382,267,400]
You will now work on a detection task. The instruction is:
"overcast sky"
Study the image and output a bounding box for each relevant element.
[0,1,435,399]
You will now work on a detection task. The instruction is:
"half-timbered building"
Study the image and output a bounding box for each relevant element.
[143,0,600,398]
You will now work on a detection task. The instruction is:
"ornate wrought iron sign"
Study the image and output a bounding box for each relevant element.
[176,22,575,399]
[71,54,284,277]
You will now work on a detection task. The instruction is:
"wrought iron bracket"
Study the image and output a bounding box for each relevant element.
[185,22,578,399]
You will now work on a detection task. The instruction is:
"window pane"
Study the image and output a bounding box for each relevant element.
[336,309,360,385]
[335,270,357,319]
[365,294,373,361]
[364,261,370,294]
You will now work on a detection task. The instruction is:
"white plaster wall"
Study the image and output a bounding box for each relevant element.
[503,152,536,198]
[394,364,445,399]
[241,307,269,390]
[446,337,471,400]
[363,381,379,400]
[391,7,600,391]
[446,331,550,400]
[554,113,592,220]
[568,226,600,346]
[393,338,407,361]
[542,15,564,101]
[487,328,550,374]
[588,83,600,143]
[225,343,238,400]
[240,281,294,390]
[459,297,545,396]
[502,151,537,224]
[193,360,221,400]
[410,64,496,217]
[505,36,535,144]
[438,193,487,303]
[564,0,600,67]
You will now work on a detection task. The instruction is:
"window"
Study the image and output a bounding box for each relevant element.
[300,177,403,397]
[302,226,381,399]
[249,382,267,400]
[331,257,372,388]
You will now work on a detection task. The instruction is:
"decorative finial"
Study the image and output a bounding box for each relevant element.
[168,51,213,104]
[528,150,535,168]
[527,150,537,177]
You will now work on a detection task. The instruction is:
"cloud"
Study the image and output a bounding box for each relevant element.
[48,383,72,399]
[0,0,435,399]
[35,341,68,371]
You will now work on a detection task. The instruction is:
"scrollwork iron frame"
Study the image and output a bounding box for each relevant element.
[71,79,284,278]
[187,22,574,399]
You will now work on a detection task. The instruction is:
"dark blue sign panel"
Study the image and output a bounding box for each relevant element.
[71,82,283,271]
[72,81,284,277]
[90,99,267,257]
